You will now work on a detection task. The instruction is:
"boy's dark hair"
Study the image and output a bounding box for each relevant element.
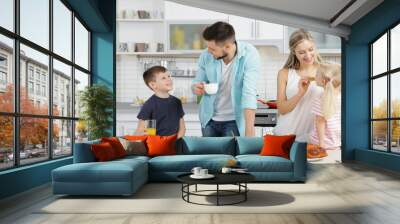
[202,21,235,45]
[143,66,167,89]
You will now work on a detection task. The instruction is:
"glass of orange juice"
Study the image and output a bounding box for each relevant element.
[145,119,156,136]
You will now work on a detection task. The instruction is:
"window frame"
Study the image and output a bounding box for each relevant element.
[0,0,92,171]
[370,20,400,154]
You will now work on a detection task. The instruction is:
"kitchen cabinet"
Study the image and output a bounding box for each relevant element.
[257,21,284,40]
[284,27,341,54]
[166,21,214,52]
[164,1,228,20]
[228,15,255,40]
[228,15,285,51]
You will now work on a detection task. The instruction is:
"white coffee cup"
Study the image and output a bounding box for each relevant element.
[191,167,202,176]
[221,167,232,174]
[204,83,218,95]
[200,169,208,176]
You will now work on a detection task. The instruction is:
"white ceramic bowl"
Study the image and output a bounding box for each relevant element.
[204,83,218,95]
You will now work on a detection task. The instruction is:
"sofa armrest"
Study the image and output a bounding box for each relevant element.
[289,142,307,182]
[73,140,100,163]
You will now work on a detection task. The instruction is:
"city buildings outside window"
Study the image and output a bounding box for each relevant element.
[0,54,7,88]
[28,81,34,94]
[0,71,6,85]
[41,73,46,82]
[35,70,40,81]
[36,83,40,95]
[0,54,6,67]
[42,85,46,97]
[0,0,91,170]
[28,67,34,80]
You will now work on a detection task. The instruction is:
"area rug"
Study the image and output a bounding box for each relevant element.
[37,183,361,214]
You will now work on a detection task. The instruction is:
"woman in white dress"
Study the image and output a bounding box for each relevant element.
[273,29,324,142]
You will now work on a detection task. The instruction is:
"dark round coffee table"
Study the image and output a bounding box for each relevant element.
[177,172,255,206]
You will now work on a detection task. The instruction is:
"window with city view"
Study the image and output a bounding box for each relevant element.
[0,0,91,170]
[371,22,400,153]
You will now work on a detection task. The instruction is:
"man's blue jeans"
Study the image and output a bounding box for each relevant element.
[202,120,240,137]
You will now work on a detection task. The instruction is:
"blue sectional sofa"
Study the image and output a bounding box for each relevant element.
[52,137,307,196]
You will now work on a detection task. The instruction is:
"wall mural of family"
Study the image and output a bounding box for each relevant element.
[134,21,341,163]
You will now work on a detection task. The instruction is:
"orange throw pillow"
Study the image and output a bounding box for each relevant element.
[101,137,126,158]
[146,135,177,157]
[259,134,296,159]
[91,142,117,161]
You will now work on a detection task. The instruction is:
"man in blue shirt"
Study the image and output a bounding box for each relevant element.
[192,21,260,137]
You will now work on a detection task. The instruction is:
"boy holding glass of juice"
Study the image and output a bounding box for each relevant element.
[135,66,185,138]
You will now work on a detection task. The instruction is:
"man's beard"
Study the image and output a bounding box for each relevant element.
[216,53,228,60]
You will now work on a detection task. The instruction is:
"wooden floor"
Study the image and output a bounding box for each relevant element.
[1,162,400,224]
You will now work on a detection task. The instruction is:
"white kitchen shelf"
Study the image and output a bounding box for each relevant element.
[116,51,202,58]
[117,19,164,22]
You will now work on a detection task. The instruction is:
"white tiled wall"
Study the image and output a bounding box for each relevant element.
[256,46,287,100]
[116,56,199,104]
[116,56,151,103]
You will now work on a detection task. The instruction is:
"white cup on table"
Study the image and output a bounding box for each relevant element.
[199,169,208,176]
[191,167,202,176]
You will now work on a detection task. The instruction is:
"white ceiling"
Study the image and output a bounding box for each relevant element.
[170,0,384,38]
[223,0,352,23]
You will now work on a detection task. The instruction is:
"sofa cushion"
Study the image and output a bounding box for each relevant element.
[119,138,147,156]
[236,137,263,155]
[115,155,150,164]
[52,159,147,183]
[236,155,293,172]
[147,135,177,157]
[148,154,235,172]
[91,142,118,161]
[101,137,127,158]
[260,134,296,159]
[179,137,235,155]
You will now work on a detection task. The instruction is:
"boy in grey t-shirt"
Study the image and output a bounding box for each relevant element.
[135,66,185,138]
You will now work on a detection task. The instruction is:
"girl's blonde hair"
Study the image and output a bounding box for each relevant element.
[283,29,323,69]
[318,63,341,119]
